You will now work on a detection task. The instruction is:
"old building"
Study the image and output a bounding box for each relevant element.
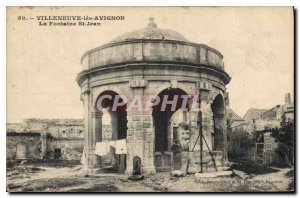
[77,18,231,175]
[7,119,113,162]
[22,119,85,161]
[227,109,245,128]
[282,93,294,122]
[244,93,294,133]
[227,93,294,165]
[243,108,268,128]
[6,123,47,161]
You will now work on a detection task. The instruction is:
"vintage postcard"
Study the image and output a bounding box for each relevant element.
[6,6,294,192]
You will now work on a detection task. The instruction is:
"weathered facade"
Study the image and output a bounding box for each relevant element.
[22,119,85,161]
[7,119,114,162]
[6,123,47,161]
[243,93,294,133]
[227,93,294,165]
[77,18,231,175]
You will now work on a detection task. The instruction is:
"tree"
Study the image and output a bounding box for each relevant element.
[270,115,294,166]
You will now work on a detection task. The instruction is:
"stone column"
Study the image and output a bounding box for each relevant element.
[125,110,134,175]
[141,111,156,175]
[125,79,156,175]
[201,100,214,152]
[110,111,118,168]
[81,86,102,174]
[185,89,215,173]
[221,113,228,163]
[81,87,91,172]
[126,111,156,175]
[185,110,200,173]
[189,110,200,151]
[91,111,103,168]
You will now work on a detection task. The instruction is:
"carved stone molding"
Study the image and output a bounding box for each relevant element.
[129,79,148,88]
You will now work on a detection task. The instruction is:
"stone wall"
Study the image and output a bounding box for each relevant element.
[47,124,84,161]
[46,139,84,161]
[47,125,84,139]
[263,132,279,165]
[7,135,42,160]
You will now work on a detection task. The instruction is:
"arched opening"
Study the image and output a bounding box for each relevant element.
[132,156,142,175]
[152,88,190,172]
[16,143,27,160]
[95,90,128,173]
[211,94,225,152]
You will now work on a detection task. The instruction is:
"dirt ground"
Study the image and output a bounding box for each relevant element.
[6,161,294,192]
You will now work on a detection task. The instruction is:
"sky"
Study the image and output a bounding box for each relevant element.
[7,7,294,122]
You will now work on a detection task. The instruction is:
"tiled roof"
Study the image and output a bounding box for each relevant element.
[243,108,268,120]
[7,123,47,134]
[227,108,244,121]
[261,106,278,120]
[23,119,83,126]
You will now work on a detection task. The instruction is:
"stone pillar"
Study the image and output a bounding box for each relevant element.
[126,111,156,174]
[201,100,214,152]
[91,111,102,168]
[125,79,156,175]
[81,86,102,174]
[186,110,200,173]
[126,111,156,175]
[109,111,118,169]
[81,87,90,172]
[221,113,228,163]
[184,89,215,173]
[83,112,103,174]
[141,112,156,174]
[125,111,134,175]
[189,111,199,151]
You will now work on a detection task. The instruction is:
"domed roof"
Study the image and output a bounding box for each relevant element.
[108,17,189,44]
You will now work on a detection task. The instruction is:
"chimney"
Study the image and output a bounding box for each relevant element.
[285,93,291,105]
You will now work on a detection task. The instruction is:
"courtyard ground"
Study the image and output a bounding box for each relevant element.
[6,161,294,192]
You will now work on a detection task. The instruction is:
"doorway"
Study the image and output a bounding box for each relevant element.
[16,143,27,160]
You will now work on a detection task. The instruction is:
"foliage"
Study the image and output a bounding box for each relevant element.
[270,116,294,166]
[228,126,255,159]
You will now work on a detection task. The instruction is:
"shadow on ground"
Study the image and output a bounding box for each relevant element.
[231,162,280,175]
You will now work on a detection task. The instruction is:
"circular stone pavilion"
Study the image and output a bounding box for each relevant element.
[77,18,231,175]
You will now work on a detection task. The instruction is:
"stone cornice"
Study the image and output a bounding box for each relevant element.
[76,61,231,87]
